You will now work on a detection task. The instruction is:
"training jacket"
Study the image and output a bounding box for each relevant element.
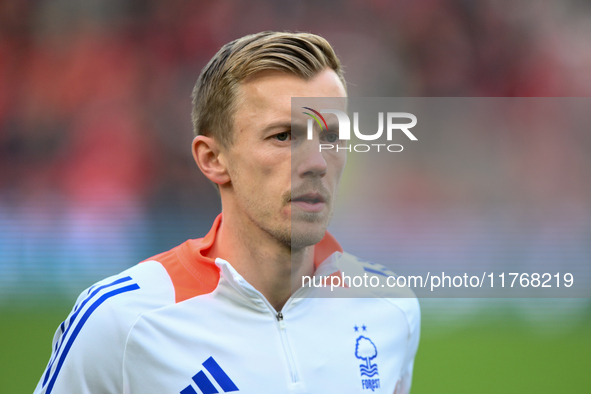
[34,214,420,394]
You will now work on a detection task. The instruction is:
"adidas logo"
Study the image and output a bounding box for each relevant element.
[180,357,239,394]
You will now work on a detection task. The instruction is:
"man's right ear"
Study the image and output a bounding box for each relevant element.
[192,135,231,186]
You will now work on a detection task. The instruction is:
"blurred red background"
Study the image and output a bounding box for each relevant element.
[1,0,591,298]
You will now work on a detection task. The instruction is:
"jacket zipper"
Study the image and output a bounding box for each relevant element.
[275,310,300,384]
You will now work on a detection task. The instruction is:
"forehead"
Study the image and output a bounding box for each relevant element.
[234,69,346,129]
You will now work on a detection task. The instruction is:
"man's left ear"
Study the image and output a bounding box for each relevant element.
[192,135,230,186]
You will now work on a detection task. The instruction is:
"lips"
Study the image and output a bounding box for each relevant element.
[290,192,327,213]
[290,193,326,204]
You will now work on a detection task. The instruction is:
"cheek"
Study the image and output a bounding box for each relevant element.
[327,152,347,178]
[260,150,290,174]
[241,151,290,190]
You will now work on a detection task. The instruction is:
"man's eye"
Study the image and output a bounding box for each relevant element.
[324,133,339,143]
[275,132,291,141]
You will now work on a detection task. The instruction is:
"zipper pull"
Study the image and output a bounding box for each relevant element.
[276,312,286,329]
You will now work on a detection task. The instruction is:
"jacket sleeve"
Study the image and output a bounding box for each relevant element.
[33,276,141,394]
[394,297,421,394]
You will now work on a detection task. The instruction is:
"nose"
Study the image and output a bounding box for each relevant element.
[296,139,327,178]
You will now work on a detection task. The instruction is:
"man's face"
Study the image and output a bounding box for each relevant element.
[223,68,347,249]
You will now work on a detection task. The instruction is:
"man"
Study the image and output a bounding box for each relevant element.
[34,32,420,394]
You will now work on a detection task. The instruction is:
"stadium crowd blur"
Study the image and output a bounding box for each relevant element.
[1,0,590,299]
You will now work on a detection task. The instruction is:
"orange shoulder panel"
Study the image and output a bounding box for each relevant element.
[142,215,222,303]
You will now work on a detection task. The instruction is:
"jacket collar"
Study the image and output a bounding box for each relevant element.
[188,213,343,270]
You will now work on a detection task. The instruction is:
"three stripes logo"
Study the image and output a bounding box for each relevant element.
[180,357,239,394]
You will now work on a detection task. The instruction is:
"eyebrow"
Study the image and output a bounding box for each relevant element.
[263,121,292,133]
[262,120,339,133]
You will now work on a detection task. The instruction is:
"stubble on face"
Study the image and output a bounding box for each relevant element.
[230,165,335,251]
[287,179,336,249]
[224,154,289,249]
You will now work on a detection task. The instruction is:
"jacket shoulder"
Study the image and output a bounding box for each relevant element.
[334,252,421,328]
[34,261,175,393]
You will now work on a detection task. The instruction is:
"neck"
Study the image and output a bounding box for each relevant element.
[208,207,315,312]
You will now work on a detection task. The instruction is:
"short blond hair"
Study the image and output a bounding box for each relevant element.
[191,31,345,147]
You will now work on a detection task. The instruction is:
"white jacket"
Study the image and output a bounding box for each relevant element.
[34,214,420,394]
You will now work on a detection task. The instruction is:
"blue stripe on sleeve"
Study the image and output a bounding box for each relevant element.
[203,357,239,392]
[42,276,133,386]
[363,267,390,277]
[192,370,219,394]
[45,283,140,394]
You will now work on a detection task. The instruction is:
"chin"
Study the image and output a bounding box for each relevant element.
[290,222,327,249]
